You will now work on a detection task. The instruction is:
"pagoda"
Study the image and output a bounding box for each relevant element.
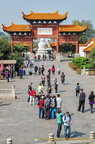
[2,10,87,53]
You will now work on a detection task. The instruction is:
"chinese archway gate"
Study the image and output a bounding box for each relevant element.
[2,10,87,54]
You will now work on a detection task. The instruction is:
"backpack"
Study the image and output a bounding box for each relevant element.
[50,98,56,108]
[75,85,80,91]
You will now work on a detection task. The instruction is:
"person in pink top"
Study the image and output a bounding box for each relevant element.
[51,65,55,75]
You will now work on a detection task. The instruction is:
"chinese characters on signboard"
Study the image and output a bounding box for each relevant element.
[37,28,52,35]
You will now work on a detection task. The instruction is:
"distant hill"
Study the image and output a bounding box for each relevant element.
[0,32,10,41]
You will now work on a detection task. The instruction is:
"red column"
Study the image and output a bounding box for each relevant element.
[30,38,33,53]
[11,36,14,52]
[56,38,59,53]
[76,42,79,53]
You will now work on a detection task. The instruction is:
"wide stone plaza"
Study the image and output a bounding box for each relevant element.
[0,59,95,144]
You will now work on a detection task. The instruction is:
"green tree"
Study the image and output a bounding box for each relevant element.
[59,43,75,53]
[14,43,30,53]
[89,46,95,61]
[0,39,11,60]
[8,53,24,68]
[72,20,95,44]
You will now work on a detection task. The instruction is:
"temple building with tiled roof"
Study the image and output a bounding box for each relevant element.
[79,38,95,57]
[2,10,87,54]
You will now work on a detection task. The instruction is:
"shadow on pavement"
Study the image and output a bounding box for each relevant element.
[58,90,66,93]
[71,131,86,138]
[0,103,12,106]
[64,83,71,85]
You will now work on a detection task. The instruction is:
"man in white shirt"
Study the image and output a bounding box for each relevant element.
[56,94,62,112]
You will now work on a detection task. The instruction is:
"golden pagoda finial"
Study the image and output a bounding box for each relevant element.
[11,22,14,25]
[2,24,6,28]
[76,21,78,25]
[65,12,68,16]
[55,10,59,14]
[30,10,34,14]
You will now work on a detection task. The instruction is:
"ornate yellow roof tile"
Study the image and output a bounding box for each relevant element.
[2,23,31,32]
[59,23,87,32]
[83,41,95,52]
[22,11,68,20]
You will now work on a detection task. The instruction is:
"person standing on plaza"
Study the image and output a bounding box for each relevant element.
[44,95,50,120]
[38,96,45,119]
[47,73,51,85]
[47,84,52,96]
[48,68,51,75]
[51,65,55,75]
[37,83,44,93]
[75,83,80,97]
[63,111,72,138]
[41,74,45,86]
[34,65,38,75]
[29,87,36,105]
[56,94,62,112]
[19,68,23,79]
[57,66,61,75]
[56,110,65,138]
[61,72,65,84]
[28,82,33,102]
[5,70,10,82]
[77,89,86,113]
[50,95,57,119]
[38,67,41,75]
[54,78,59,93]
[88,91,95,113]
[41,65,45,75]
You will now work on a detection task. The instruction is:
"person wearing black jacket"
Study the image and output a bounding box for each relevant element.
[28,82,32,102]
[88,91,95,113]
[77,89,86,113]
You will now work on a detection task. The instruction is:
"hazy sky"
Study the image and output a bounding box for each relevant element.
[0,0,95,32]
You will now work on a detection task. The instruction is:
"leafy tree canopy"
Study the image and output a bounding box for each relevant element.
[72,20,95,44]
[89,46,95,61]
[14,44,30,53]
[0,39,11,60]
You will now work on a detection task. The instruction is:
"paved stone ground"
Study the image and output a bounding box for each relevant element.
[0,59,95,144]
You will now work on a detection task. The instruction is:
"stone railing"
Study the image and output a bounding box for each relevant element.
[81,68,95,75]
[6,131,95,144]
[0,84,15,100]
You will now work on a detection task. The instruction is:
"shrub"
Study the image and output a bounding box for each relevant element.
[72,57,89,67]
[80,64,94,69]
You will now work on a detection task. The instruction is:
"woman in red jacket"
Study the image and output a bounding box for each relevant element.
[38,96,44,119]
[29,87,36,105]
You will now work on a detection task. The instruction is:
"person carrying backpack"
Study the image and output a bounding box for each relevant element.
[75,83,80,96]
[63,111,72,138]
[50,95,57,119]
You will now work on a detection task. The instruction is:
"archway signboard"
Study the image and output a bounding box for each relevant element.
[2,11,87,54]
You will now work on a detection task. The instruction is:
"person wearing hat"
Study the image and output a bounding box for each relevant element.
[29,87,36,105]
[38,96,45,119]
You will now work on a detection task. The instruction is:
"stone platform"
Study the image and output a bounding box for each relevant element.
[0,60,95,144]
